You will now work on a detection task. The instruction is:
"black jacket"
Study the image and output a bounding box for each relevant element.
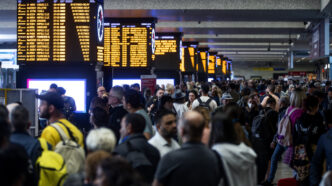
[113,134,160,183]
[108,105,128,143]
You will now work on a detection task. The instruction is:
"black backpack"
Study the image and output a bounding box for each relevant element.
[125,141,154,183]
[251,109,274,140]
[197,97,213,111]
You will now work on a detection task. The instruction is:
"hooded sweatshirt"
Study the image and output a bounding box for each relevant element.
[212,142,257,186]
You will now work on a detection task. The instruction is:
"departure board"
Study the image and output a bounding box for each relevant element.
[197,48,209,73]
[180,42,198,73]
[208,54,216,74]
[222,60,227,75]
[215,56,222,74]
[152,33,182,70]
[17,0,104,64]
[103,18,157,68]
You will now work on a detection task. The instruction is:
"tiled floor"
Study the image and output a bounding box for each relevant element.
[273,162,294,184]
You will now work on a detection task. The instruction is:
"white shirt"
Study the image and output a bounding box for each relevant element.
[191,96,218,111]
[148,132,180,157]
[173,102,188,119]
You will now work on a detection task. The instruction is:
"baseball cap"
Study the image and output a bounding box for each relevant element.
[36,92,64,110]
[221,93,233,100]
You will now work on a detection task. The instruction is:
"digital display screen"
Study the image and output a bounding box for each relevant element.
[27,79,86,113]
[0,49,18,69]
[197,49,209,73]
[112,78,174,88]
[215,57,222,75]
[180,42,197,73]
[17,0,104,64]
[104,18,156,68]
[152,33,181,70]
[208,55,216,74]
[222,60,227,75]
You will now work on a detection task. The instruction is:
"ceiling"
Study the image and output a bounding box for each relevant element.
[0,0,330,63]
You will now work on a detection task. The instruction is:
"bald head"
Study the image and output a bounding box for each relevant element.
[180,111,205,142]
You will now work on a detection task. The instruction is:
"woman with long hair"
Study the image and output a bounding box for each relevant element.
[210,113,257,186]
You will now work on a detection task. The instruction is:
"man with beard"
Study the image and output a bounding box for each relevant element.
[37,92,83,149]
[149,110,180,157]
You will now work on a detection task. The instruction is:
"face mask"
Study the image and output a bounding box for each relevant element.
[248,102,252,109]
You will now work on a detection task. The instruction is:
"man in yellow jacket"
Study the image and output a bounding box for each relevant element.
[37,92,84,149]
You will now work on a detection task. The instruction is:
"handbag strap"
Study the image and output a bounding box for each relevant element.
[51,123,69,142]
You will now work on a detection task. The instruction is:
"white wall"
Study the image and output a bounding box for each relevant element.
[232,61,316,80]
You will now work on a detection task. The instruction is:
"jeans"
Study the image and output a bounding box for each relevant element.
[267,143,287,182]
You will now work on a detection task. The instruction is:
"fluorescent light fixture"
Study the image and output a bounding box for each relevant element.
[200,42,290,46]
[0,34,16,40]
[27,79,87,113]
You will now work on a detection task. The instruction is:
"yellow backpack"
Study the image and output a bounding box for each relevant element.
[36,138,68,186]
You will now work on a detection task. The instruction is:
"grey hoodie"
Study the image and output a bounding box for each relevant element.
[212,143,257,186]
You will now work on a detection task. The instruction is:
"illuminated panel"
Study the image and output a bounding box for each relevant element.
[200,52,207,72]
[104,27,111,65]
[222,60,227,74]
[17,0,104,64]
[208,55,216,74]
[104,19,155,68]
[188,47,195,69]
[217,58,221,66]
[180,47,185,72]
[153,34,181,70]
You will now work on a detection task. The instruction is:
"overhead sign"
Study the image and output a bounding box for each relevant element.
[103,18,157,68]
[17,0,104,64]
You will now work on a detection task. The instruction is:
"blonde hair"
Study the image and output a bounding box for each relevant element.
[290,89,306,108]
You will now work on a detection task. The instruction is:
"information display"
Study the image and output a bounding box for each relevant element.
[222,60,227,75]
[197,48,209,73]
[208,52,217,74]
[103,18,157,68]
[152,33,182,70]
[215,56,222,75]
[17,0,104,64]
[180,42,198,73]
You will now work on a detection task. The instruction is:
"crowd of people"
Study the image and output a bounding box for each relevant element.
[2,78,332,186]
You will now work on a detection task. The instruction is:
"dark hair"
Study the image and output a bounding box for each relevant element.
[131,83,140,89]
[50,83,58,89]
[0,104,8,121]
[124,113,146,134]
[154,88,164,95]
[159,95,173,109]
[0,144,29,186]
[267,84,275,93]
[124,89,141,109]
[241,87,251,97]
[0,119,10,147]
[229,83,236,90]
[201,83,210,94]
[56,87,66,95]
[92,107,109,128]
[224,102,245,125]
[98,157,143,186]
[304,95,319,112]
[187,90,198,107]
[266,96,276,105]
[11,105,29,132]
[89,97,108,111]
[209,113,239,146]
[154,109,176,126]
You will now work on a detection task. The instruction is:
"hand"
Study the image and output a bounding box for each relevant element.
[270,142,276,149]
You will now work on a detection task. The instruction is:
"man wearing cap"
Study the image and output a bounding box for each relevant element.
[37,92,84,149]
[192,83,217,111]
[221,92,233,107]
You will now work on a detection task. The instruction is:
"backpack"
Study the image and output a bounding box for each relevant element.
[197,97,213,111]
[51,122,85,174]
[251,109,274,140]
[290,119,312,181]
[276,108,299,147]
[125,141,154,183]
[36,138,67,186]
